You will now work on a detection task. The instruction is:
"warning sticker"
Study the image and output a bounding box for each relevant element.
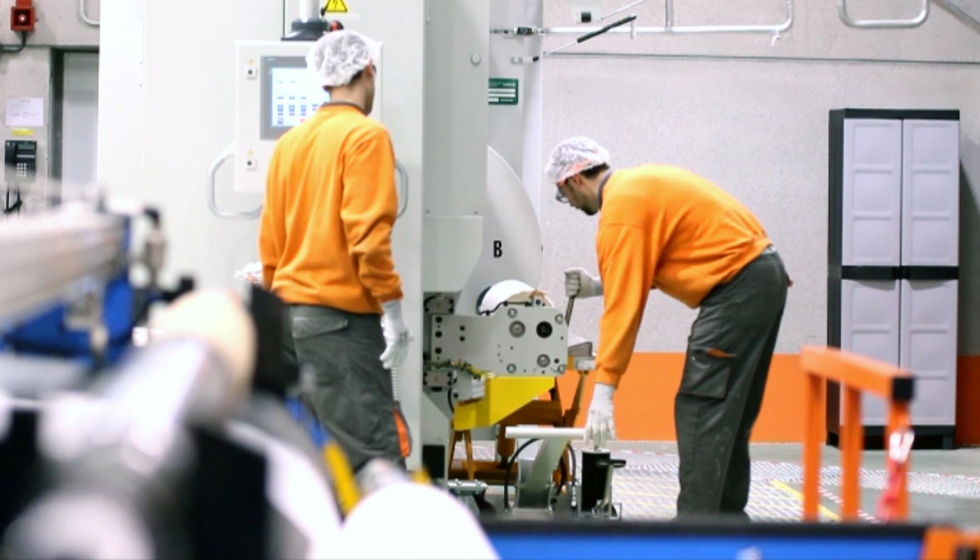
[324,0,348,13]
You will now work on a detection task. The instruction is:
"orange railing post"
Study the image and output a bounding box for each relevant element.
[803,373,823,520]
[799,346,915,522]
[840,386,862,519]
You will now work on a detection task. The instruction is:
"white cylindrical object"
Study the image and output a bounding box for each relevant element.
[149,289,257,403]
[338,483,499,560]
[299,0,319,20]
[504,426,585,440]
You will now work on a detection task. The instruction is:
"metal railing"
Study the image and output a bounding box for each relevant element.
[542,0,794,36]
[492,0,794,38]
[838,0,929,29]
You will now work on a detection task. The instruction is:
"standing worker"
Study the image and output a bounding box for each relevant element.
[550,136,790,518]
[259,30,411,472]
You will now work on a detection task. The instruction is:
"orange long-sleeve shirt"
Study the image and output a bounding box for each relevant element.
[259,103,402,314]
[594,165,771,388]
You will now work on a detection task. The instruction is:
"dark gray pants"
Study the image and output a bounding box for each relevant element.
[282,305,405,473]
[675,248,789,518]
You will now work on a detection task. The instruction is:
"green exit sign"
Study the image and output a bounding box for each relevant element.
[489,78,519,106]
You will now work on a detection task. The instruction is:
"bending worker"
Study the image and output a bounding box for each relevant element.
[259,30,411,472]
[550,136,789,518]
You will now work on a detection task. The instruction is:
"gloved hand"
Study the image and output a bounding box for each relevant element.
[564,268,603,299]
[380,300,412,371]
[234,262,263,285]
[585,382,616,450]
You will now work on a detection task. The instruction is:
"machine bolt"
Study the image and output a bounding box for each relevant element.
[507,364,517,373]
[508,308,517,318]
[537,354,550,368]
[555,314,563,324]
[471,53,482,65]
[558,364,566,373]
[509,321,525,337]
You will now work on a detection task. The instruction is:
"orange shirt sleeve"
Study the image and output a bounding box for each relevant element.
[259,143,284,290]
[341,127,403,303]
[594,222,658,388]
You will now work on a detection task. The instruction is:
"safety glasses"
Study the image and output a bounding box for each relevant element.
[555,181,569,204]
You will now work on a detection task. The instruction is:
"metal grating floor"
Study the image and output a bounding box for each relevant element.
[456,443,980,522]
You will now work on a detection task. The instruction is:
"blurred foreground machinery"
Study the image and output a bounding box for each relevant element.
[0,202,497,559]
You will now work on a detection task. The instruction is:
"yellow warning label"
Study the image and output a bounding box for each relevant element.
[11,128,34,137]
[324,0,348,13]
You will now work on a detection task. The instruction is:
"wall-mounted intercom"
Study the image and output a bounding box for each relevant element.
[4,140,37,184]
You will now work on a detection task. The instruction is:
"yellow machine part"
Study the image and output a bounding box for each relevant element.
[323,440,361,515]
[452,376,555,431]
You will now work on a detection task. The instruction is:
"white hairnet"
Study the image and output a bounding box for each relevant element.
[545,136,610,184]
[306,30,381,88]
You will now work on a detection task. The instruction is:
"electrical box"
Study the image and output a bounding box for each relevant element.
[233,40,385,193]
[568,0,602,23]
[4,140,37,184]
[827,108,960,450]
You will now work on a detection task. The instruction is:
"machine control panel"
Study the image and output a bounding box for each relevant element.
[234,40,384,194]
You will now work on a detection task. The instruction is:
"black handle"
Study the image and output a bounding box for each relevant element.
[577,14,638,43]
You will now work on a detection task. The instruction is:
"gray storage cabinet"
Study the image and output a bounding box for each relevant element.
[827,109,960,450]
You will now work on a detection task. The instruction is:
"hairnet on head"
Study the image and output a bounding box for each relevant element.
[546,136,610,184]
[306,30,381,88]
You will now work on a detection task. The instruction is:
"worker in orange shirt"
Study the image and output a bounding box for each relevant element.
[549,136,790,518]
[259,30,411,472]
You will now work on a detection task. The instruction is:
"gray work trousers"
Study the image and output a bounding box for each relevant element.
[675,248,789,519]
[282,305,405,473]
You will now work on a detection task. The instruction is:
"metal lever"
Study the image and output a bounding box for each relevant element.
[516,14,638,63]
[565,296,576,326]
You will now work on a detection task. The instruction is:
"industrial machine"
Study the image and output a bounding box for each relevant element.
[199,0,623,518]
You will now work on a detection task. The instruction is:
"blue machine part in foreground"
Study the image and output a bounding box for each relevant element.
[2,274,141,367]
[482,520,928,560]
[285,396,332,449]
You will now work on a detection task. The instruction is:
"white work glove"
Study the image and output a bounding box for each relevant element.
[380,300,412,371]
[585,383,616,450]
[564,268,603,299]
[234,262,263,285]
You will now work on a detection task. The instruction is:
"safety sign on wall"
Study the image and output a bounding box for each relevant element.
[488,78,519,106]
[324,0,348,13]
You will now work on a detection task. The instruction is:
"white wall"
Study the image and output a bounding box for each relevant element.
[535,0,980,356]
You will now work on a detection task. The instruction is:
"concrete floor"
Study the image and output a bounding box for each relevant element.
[608,441,980,528]
[463,441,980,529]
